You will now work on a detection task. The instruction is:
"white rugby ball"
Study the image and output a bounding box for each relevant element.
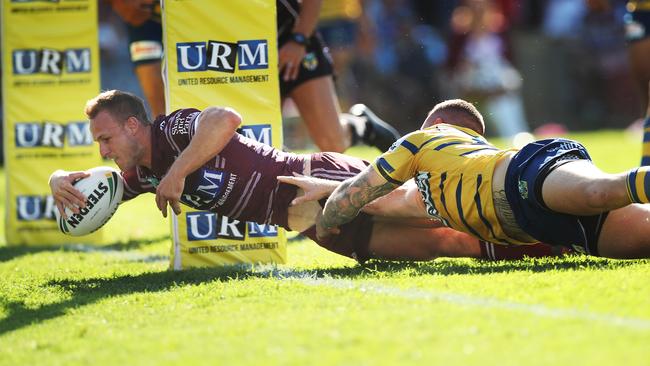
[56,166,124,236]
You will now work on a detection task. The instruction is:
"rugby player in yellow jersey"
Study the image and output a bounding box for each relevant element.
[300,99,650,259]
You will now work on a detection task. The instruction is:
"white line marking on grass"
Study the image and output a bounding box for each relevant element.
[253,268,650,332]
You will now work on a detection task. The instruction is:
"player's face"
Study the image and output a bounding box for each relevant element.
[90,110,143,171]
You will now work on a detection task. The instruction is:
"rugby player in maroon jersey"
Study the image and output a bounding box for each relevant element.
[49,90,565,263]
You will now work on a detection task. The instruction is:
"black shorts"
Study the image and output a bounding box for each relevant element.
[504,138,609,255]
[278,32,334,97]
[126,19,163,66]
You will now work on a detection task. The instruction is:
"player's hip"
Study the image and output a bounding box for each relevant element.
[501,138,606,255]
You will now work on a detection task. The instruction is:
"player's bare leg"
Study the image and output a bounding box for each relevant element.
[134,62,166,117]
[289,76,352,152]
[367,221,565,261]
[541,160,632,215]
[367,223,483,260]
[597,204,650,258]
[628,38,650,112]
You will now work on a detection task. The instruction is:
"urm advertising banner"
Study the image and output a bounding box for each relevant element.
[163,0,286,268]
[2,0,103,245]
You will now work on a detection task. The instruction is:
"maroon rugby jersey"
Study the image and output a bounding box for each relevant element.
[120,108,305,227]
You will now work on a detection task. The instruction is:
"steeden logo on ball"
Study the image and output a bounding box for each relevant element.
[57,167,124,236]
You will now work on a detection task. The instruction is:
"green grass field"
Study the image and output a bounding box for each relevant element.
[1,131,649,365]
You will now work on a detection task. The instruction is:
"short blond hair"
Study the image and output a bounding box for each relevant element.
[84,90,150,125]
[428,99,485,135]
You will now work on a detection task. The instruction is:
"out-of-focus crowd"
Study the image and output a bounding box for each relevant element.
[95,0,644,137]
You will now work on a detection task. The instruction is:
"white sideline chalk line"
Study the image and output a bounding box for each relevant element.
[255,268,650,332]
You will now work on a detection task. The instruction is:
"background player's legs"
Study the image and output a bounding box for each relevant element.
[597,204,650,258]
[134,62,165,118]
[628,40,650,165]
[289,76,353,153]
[628,38,650,113]
[628,38,650,165]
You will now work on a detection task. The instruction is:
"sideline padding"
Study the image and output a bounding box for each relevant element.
[163,1,286,269]
[2,0,103,245]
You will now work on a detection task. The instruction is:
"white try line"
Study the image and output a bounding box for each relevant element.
[255,268,650,332]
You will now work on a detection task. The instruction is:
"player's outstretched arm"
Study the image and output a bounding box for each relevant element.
[155,107,242,217]
[277,174,340,206]
[49,169,90,219]
[361,179,429,218]
[317,165,398,239]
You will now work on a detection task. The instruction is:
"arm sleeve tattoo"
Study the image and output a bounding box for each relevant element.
[320,170,397,230]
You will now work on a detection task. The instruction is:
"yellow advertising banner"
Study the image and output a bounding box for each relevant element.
[2,0,103,245]
[163,0,286,268]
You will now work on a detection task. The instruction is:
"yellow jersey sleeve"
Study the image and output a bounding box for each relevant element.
[372,132,424,184]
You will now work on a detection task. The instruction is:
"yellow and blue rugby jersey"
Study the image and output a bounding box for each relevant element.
[372,123,528,245]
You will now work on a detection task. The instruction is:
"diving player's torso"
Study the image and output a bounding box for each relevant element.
[492,151,536,242]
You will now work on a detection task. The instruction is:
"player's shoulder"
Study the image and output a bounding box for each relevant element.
[154,108,201,131]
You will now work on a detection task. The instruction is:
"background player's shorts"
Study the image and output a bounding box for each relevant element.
[279,32,334,97]
[625,9,650,42]
[504,138,608,255]
[127,20,163,66]
[318,19,358,49]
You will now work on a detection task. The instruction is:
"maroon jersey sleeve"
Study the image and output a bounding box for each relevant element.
[120,167,156,201]
[157,108,202,155]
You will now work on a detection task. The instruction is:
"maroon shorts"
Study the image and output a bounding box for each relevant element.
[301,208,374,264]
[301,152,374,263]
[308,152,370,181]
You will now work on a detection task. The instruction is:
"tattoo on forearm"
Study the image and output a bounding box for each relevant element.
[321,173,395,230]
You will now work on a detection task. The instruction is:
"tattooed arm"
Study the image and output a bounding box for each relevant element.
[317,165,398,240]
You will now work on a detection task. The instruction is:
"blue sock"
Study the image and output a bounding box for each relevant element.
[626,167,650,203]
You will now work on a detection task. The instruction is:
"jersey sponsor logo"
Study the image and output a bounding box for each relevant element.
[176,39,268,73]
[168,111,199,135]
[181,168,233,209]
[14,121,92,148]
[247,222,278,237]
[12,48,91,75]
[239,124,272,145]
[16,195,57,221]
[415,171,447,224]
[130,41,163,63]
[186,211,246,241]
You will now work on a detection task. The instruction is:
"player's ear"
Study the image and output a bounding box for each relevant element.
[124,116,139,135]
